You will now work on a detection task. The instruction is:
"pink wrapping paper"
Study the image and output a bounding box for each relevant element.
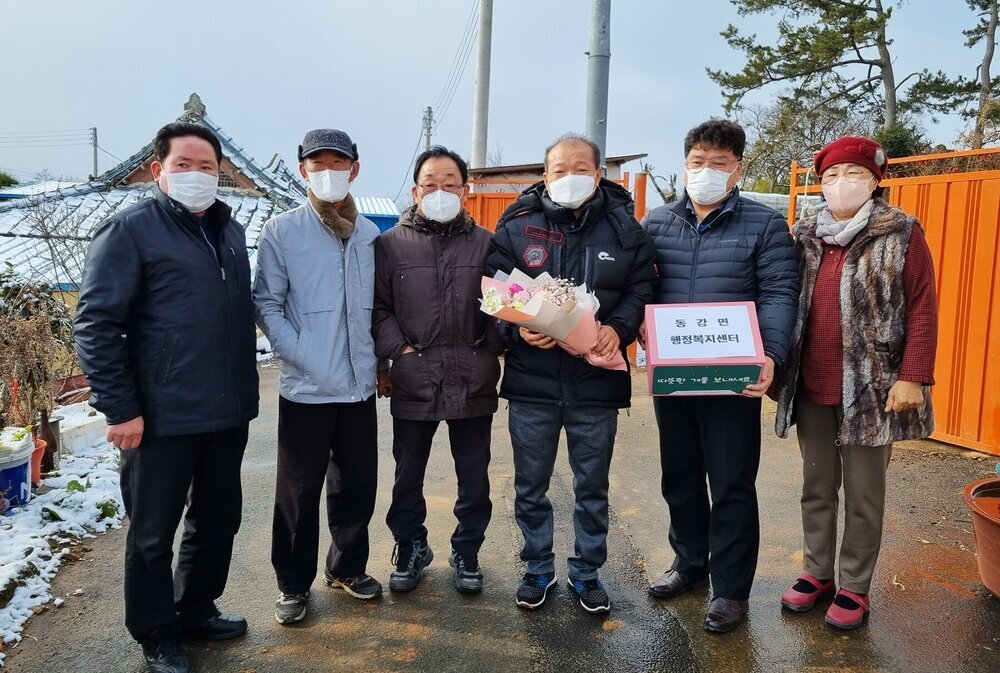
[480,273,627,372]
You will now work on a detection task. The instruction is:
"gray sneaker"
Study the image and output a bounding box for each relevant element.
[274,591,308,625]
[389,539,434,593]
[448,550,484,594]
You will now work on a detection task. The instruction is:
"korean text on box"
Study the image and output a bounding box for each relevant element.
[645,302,765,396]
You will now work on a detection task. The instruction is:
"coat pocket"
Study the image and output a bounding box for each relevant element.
[155,332,179,385]
[462,348,501,401]
[390,351,434,404]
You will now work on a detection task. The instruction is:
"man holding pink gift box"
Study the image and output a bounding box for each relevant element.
[642,119,799,633]
[486,134,656,614]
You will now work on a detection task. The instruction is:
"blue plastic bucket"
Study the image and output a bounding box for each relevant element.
[0,441,34,510]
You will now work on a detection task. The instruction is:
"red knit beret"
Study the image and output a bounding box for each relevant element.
[813,136,888,180]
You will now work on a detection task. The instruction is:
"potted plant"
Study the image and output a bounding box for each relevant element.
[0,266,76,484]
[965,474,1000,599]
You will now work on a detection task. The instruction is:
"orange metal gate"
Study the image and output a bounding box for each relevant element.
[789,149,1000,456]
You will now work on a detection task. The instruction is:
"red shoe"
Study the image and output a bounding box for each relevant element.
[780,573,835,612]
[825,589,870,630]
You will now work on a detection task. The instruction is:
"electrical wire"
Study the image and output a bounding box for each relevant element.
[434,21,478,128]
[0,129,91,137]
[97,146,123,162]
[0,142,92,149]
[431,0,480,114]
[393,125,427,203]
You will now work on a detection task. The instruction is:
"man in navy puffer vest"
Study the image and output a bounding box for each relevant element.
[642,120,798,633]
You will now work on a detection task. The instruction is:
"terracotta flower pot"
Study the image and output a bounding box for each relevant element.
[964,477,1000,599]
[30,439,47,487]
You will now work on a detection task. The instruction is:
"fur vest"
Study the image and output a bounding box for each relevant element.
[775,198,935,446]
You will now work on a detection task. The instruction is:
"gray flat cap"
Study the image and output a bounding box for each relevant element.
[298,129,358,161]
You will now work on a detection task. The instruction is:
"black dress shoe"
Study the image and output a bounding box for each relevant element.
[180,612,248,641]
[648,569,709,599]
[704,597,748,633]
[141,638,195,673]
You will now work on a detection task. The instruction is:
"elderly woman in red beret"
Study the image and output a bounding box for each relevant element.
[773,136,938,629]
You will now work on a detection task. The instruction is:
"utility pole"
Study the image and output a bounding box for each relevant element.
[91,127,98,179]
[423,107,434,152]
[585,0,611,166]
[469,0,494,169]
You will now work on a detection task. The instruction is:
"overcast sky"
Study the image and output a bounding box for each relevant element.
[0,1,979,203]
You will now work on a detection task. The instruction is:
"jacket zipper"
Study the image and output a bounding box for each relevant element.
[340,238,356,393]
[224,245,243,421]
[673,212,702,303]
[200,221,241,420]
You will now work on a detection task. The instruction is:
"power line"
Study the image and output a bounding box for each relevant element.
[0,128,92,137]
[432,1,480,113]
[394,124,427,203]
[0,142,93,149]
[97,145,123,162]
[434,22,479,128]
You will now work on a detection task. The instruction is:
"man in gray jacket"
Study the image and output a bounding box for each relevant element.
[253,129,389,625]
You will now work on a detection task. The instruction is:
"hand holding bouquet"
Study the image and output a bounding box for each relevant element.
[480,270,626,371]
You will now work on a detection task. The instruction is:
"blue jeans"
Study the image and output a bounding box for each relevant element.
[508,401,618,581]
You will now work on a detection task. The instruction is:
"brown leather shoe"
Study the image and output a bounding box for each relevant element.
[648,569,709,599]
[704,597,748,633]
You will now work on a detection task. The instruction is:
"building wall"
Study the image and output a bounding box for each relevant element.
[125,158,258,191]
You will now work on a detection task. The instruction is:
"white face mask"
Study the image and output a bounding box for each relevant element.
[165,171,219,212]
[685,166,737,206]
[307,169,352,203]
[420,189,463,223]
[547,174,598,209]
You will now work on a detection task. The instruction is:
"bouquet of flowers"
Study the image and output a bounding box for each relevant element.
[480,269,626,371]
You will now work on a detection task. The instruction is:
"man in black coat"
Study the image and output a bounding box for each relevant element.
[74,122,259,673]
[642,119,799,633]
[486,134,656,614]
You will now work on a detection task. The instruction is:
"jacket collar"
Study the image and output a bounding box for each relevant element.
[668,186,742,226]
[508,178,634,231]
[152,183,232,232]
[399,204,476,236]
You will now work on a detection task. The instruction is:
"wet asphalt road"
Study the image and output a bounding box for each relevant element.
[5,365,1000,672]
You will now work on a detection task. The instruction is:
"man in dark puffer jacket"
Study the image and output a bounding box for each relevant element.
[642,120,799,633]
[486,134,656,614]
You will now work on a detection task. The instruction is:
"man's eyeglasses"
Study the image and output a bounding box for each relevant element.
[684,160,739,172]
[418,183,465,195]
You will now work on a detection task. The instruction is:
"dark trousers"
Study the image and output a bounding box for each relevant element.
[385,415,493,557]
[271,396,378,594]
[119,425,249,642]
[653,395,762,600]
[508,402,618,581]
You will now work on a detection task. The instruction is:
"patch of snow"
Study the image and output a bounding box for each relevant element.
[256,334,274,363]
[0,439,122,665]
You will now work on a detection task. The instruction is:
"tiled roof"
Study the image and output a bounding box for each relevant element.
[0,184,287,287]
[0,94,397,288]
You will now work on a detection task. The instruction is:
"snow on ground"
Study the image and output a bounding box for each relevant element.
[256,333,274,363]
[0,437,122,666]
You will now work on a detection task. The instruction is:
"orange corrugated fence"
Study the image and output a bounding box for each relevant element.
[789,149,1000,456]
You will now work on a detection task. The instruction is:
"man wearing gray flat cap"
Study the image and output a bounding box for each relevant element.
[254,129,390,625]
